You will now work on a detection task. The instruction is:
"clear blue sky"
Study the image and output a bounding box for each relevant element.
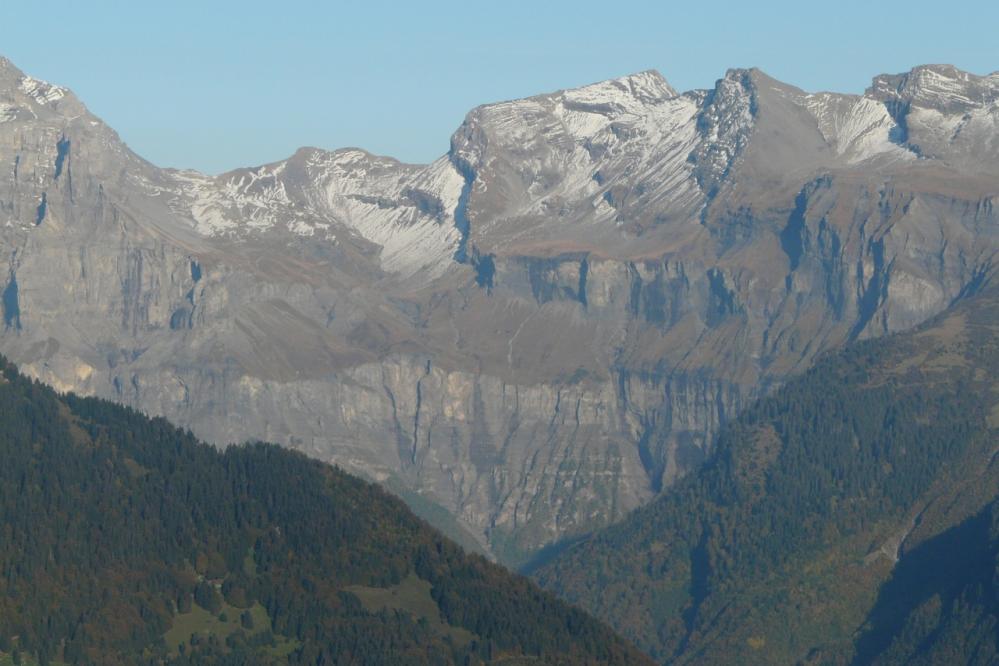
[2,0,996,174]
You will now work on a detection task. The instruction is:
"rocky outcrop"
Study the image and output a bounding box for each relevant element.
[0,55,996,564]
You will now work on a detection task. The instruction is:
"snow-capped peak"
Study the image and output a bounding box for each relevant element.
[561,70,677,110]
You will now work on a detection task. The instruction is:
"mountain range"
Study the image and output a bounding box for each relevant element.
[0,55,996,565]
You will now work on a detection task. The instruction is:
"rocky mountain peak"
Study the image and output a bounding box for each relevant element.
[0,56,87,127]
[560,69,678,109]
[864,64,999,170]
[448,69,681,170]
[0,55,23,81]
[868,63,999,113]
[688,69,760,196]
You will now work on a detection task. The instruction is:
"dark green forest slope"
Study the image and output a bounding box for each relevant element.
[535,287,999,664]
[0,358,652,666]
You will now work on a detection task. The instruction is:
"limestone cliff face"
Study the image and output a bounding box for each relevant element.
[0,56,996,563]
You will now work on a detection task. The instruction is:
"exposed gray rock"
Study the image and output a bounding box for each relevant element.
[0,55,996,564]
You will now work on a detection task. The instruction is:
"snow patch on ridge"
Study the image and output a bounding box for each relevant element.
[0,103,18,123]
[18,76,66,106]
[561,70,677,113]
[806,94,913,163]
[444,68,706,241]
[165,149,464,279]
[173,166,302,236]
[303,150,464,277]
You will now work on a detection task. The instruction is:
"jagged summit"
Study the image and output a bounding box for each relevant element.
[0,55,29,88]
[0,57,68,106]
[0,56,90,129]
[0,55,22,79]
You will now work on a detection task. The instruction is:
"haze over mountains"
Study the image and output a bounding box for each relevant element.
[0,54,996,564]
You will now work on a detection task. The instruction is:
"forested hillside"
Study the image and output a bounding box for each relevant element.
[0,358,651,666]
[535,286,999,664]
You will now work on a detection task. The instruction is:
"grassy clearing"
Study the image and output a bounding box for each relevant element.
[0,653,66,666]
[163,599,297,656]
[346,573,476,647]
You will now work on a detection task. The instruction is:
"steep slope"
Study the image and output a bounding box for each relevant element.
[853,495,999,666]
[0,357,651,665]
[534,285,999,663]
[0,54,997,563]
